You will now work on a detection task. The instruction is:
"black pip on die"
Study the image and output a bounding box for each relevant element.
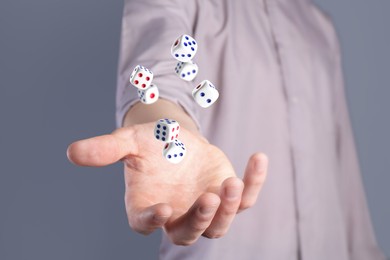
[154,119,180,142]
[163,140,186,164]
[192,80,219,108]
[171,35,198,62]
[175,61,198,81]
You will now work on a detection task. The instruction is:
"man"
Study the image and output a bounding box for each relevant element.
[67,0,385,259]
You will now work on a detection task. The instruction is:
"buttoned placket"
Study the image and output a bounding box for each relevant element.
[263,0,303,259]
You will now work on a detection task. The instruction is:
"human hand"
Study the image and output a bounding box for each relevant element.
[67,122,268,245]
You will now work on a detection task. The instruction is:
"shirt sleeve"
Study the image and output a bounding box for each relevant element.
[331,26,386,260]
[116,0,200,128]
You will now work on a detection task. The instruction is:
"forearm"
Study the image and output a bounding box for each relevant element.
[123,99,199,134]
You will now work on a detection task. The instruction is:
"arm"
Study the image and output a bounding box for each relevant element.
[67,0,268,245]
[67,100,268,245]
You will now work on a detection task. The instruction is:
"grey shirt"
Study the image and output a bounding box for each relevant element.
[116,0,386,259]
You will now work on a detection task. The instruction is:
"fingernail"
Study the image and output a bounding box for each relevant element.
[199,206,215,215]
[225,187,241,199]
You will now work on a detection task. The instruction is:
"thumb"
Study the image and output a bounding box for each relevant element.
[67,127,139,167]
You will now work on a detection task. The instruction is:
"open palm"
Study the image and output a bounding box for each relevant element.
[67,122,268,245]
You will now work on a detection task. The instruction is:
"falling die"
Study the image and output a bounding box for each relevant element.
[137,83,159,104]
[129,65,154,90]
[163,140,187,164]
[192,80,219,108]
[175,61,198,81]
[154,119,180,143]
[171,34,198,62]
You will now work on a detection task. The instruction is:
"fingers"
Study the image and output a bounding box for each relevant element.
[67,128,138,167]
[239,153,268,212]
[165,193,221,246]
[126,153,268,243]
[203,177,244,238]
[164,153,267,244]
[127,203,173,235]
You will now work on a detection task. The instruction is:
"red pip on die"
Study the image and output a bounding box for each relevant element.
[129,65,154,89]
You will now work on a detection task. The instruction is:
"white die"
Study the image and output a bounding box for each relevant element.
[163,140,186,164]
[137,83,159,104]
[171,34,198,62]
[129,65,154,89]
[175,61,198,81]
[192,80,220,108]
[154,119,180,143]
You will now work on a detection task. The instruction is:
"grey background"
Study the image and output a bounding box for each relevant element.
[0,0,388,259]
